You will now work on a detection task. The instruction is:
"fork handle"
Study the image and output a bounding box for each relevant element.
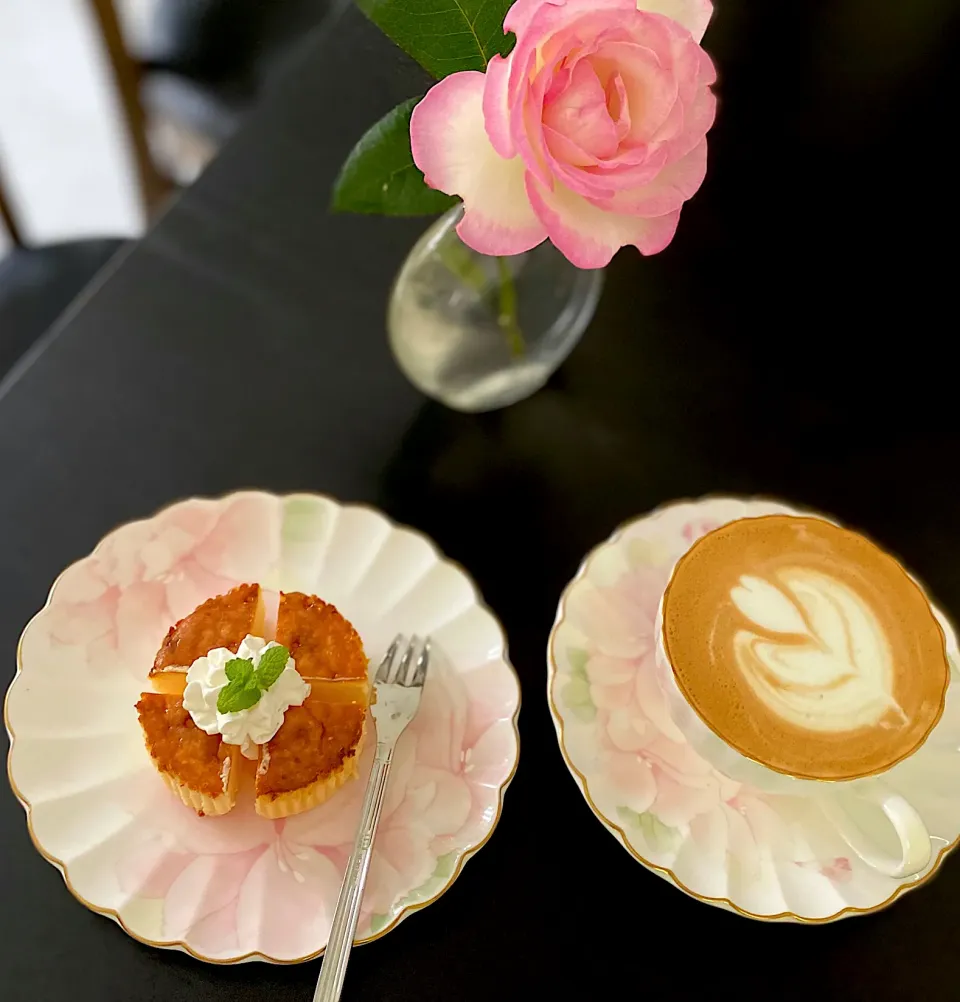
[314,744,394,1002]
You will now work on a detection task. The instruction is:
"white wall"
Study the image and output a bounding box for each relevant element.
[0,0,146,246]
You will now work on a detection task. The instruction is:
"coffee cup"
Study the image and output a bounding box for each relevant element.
[654,499,950,878]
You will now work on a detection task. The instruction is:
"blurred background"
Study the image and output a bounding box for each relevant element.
[0,0,339,376]
[0,0,340,246]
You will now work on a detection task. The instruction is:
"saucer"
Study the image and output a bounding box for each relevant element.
[547,497,960,922]
[6,492,520,962]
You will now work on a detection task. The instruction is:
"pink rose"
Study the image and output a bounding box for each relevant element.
[410,0,717,269]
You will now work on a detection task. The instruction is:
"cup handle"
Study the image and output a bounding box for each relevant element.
[819,787,931,878]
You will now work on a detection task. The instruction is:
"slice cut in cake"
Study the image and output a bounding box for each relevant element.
[140,583,262,814]
[255,686,368,819]
[276,591,368,680]
[257,592,371,818]
[150,583,264,685]
[136,693,240,816]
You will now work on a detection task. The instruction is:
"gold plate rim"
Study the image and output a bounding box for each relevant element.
[546,497,960,924]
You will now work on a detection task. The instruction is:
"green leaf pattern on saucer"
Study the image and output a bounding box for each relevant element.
[549,496,960,922]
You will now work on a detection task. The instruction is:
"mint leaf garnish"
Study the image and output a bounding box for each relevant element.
[256,644,290,691]
[217,677,263,714]
[215,644,290,714]
[224,657,252,683]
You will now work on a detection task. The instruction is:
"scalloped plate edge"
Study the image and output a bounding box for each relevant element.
[5,490,522,963]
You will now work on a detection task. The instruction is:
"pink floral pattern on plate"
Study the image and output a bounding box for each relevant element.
[6,492,520,962]
[548,497,960,921]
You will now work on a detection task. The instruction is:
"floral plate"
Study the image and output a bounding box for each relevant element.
[548,497,960,922]
[6,492,520,962]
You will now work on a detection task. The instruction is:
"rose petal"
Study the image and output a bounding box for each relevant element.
[506,0,639,183]
[543,59,620,159]
[543,18,637,71]
[607,72,631,141]
[595,40,680,145]
[510,37,564,189]
[544,125,599,170]
[594,137,707,215]
[547,134,670,197]
[637,0,714,42]
[527,171,681,267]
[509,0,638,41]
[411,72,548,256]
[541,130,621,202]
[662,55,718,160]
[503,0,560,36]
[483,54,515,159]
[667,18,709,107]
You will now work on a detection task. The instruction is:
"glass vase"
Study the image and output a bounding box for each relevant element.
[388,206,604,412]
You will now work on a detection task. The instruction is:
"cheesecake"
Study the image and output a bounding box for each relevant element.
[136,692,240,816]
[256,591,370,818]
[150,582,264,686]
[136,585,369,819]
[275,591,368,680]
[255,686,368,818]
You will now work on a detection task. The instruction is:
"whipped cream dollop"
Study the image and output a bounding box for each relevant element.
[730,569,905,734]
[182,635,310,759]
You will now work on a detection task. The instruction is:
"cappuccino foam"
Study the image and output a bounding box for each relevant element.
[662,516,949,780]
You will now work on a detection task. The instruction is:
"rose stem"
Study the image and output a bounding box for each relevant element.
[496,256,525,358]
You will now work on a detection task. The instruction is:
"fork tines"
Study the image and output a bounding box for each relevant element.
[376,634,430,687]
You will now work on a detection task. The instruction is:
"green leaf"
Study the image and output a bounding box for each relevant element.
[616,807,682,855]
[561,676,596,722]
[432,851,457,880]
[567,648,590,681]
[224,657,253,683]
[356,0,515,78]
[256,644,290,691]
[217,678,263,714]
[333,98,458,217]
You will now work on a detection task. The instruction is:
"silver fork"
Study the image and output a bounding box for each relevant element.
[313,634,430,1002]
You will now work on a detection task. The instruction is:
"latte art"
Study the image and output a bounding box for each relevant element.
[662,515,949,780]
[730,570,906,733]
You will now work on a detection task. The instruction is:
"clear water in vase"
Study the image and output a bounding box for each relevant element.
[388,206,604,412]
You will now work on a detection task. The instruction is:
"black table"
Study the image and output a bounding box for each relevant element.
[3,2,960,999]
